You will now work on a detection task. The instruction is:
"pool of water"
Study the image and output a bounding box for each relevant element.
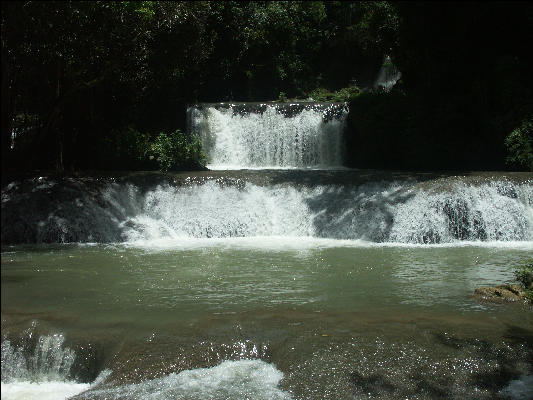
[2,240,532,399]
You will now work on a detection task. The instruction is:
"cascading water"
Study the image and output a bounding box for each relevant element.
[187,103,347,169]
[373,55,402,92]
[1,335,75,383]
[4,104,531,246]
[121,179,533,245]
[1,334,94,400]
[2,175,532,245]
[2,101,533,400]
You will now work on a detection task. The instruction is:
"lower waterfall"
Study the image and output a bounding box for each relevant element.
[2,174,532,245]
[2,173,532,400]
[122,180,533,244]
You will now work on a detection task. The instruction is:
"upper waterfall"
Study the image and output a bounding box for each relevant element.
[187,102,348,169]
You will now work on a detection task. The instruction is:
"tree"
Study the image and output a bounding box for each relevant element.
[2,1,400,173]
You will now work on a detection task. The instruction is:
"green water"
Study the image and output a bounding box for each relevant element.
[1,242,532,399]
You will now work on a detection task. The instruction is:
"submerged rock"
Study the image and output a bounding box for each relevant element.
[474,284,528,303]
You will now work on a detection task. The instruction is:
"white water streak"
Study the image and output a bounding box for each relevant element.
[1,335,75,383]
[190,105,346,168]
[80,359,291,400]
[121,180,533,245]
[1,335,94,400]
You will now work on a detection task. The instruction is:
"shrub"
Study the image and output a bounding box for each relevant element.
[514,258,533,303]
[505,118,533,171]
[149,129,205,172]
[102,125,152,170]
[308,84,360,102]
[514,258,533,289]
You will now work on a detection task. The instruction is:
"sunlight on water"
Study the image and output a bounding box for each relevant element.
[80,360,291,400]
[0,334,100,400]
[118,180,533,245]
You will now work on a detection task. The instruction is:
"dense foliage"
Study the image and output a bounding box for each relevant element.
[1,1,397,172]
[347,2,533,171]
[1,1,532,173]
[505,119,533,172]
[149,130,205,172]
[513,259,533,303]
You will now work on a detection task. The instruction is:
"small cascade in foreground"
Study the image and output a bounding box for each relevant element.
[78,360,291,400]
[187,103,347,169]
[1,335,75,383]
[1,334,92,400]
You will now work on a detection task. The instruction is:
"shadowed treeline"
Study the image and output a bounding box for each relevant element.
[1,2,531,174]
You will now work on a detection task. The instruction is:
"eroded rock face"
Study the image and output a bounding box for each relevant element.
[474,284,528,303]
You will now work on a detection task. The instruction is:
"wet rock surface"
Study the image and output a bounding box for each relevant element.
[474,284,528,303]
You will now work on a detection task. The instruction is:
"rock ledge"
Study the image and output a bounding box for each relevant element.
[474,284,528,303]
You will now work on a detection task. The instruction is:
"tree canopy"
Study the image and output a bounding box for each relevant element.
[1,1,531,173]
[345,1,533,171]
[2,1,398,172]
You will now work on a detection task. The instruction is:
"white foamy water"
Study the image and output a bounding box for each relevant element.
[3,172,532,246]
[121,182,314,241]
[500,375,533,400]
[189,103,346,168]
[80,359,291,400]
[1,335,75,383]
[1,335,92,400]
[373,55,401,92]
[122,236,533,252]
[121,180,533,246]
[0,381,90,400]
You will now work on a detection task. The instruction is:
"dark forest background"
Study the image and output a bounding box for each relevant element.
[1,1,532,174]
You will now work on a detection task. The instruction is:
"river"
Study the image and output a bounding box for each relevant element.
[1,103,532,399]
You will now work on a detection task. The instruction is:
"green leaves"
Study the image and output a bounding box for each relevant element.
[505,118,533,171]
[308,85,360,102]
[514,259,533,289]
[2,1,402,171]
[149,130,205,172]
[513,259,533,303]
